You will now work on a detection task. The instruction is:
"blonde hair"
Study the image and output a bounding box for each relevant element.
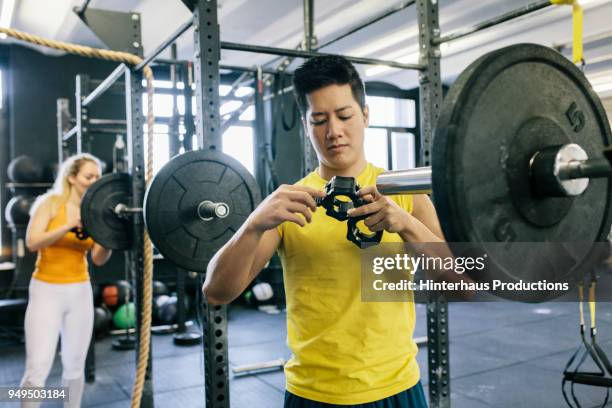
[30,153,102,216]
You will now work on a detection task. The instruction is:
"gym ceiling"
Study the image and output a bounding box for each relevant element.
[4,0,612,93]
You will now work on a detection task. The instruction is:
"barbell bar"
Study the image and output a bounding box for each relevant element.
[80,43,611,296]
[378,143,612,197]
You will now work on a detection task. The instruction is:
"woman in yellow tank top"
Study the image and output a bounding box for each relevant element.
[20,153,112,408]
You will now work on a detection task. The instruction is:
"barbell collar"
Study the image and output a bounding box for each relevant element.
[530,144,590,197]
[197,200,230,221]
[114,203,143,216]
[376,167,432,195]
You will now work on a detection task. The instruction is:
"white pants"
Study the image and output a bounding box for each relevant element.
[20,278,93,408]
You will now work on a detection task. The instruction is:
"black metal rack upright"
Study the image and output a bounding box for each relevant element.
[125,63,153,407]
[415,2,449,405]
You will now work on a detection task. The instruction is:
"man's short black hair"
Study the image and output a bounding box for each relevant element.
[293,55,366,116]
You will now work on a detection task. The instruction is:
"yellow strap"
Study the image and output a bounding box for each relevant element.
[589,282,596,328]
[551,0,584,64]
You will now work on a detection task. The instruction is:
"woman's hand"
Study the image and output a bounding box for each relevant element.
[65,204,82,230]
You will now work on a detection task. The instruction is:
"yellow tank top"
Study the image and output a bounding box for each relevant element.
[33,202,94,284]
[277,163,419,405]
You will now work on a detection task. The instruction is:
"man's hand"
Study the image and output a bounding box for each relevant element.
[248,184,326,232]
[349,186,475,300]
[347,185,414,234]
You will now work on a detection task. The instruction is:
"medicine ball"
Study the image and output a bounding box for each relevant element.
[94,306,112,336]
[153,295,171,325]
[113,302,136,329]
[253,282,274,302]
[152,280,168,297]
[158,296,178,325]
[154,294,190,325]
[102,285,118,308]
[4,196,35,227]
[244,282,275,307]
[7,155,44,183]
[102,280,131,309]
[43,162,59,183]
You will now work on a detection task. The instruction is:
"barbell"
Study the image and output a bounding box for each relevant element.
[81,149,261,272]
[378,44,611,246]
[376,43,611,295]
[80,43,611,288]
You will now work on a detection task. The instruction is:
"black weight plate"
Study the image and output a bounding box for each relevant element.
[432,44,612,295]
[81,173,132,250]
[144,149,261,272]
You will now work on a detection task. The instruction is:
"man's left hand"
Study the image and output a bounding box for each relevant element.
[347,185,413,234]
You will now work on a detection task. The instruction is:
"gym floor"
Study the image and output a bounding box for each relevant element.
[2,302,612,407]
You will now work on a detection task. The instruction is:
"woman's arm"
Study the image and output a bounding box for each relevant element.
[26,200,75,252]
[91,244,112,266]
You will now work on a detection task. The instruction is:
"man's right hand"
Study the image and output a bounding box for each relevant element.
[248,184,325,232]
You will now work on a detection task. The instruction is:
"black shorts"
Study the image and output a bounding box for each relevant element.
[284,382,428,408]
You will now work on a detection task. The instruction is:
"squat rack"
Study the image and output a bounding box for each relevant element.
[67,0,561,406]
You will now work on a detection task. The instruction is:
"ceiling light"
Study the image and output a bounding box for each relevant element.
[579,0,606,5]
[593,82,612,93]
[588,72,612,94]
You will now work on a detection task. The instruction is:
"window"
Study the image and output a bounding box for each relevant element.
[141,83,256,177]
[239,105,255,121]
[365,92,418,170]
[222,126,254,175]
[142,124,171,175]
[391,132,415,169]
[143,133,170,175]
[142,94,174,117]
[364,128,388,170]
[220,100,243,116]
[367,96,415,128]
[363,130,415,170]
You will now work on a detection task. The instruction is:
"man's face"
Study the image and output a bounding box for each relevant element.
[304,84,369,171]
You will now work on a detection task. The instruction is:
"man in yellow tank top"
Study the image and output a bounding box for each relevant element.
[205,56,447,407]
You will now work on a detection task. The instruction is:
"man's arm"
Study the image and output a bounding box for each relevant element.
[351,187,475,300]
[400,194,445,242]
[203,225,280,305]
[203,184,325,305]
